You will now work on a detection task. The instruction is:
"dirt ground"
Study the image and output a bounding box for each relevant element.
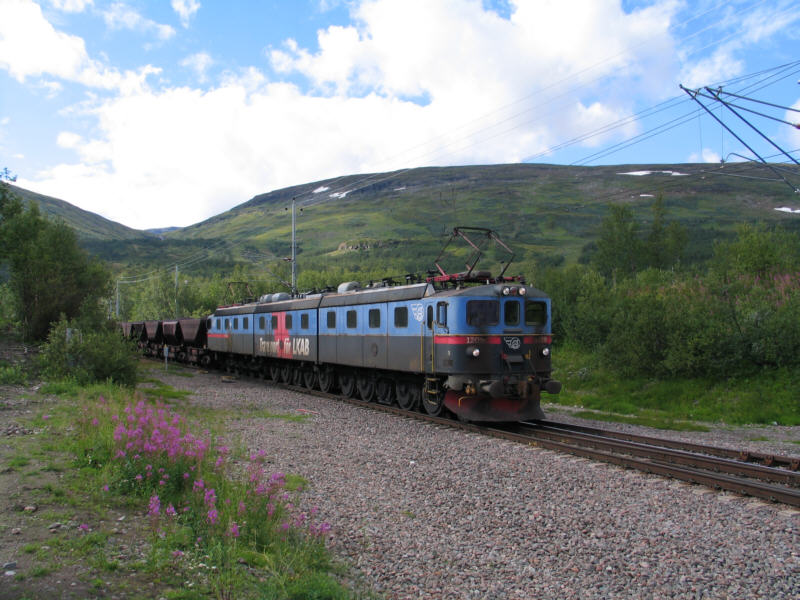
[0,382,171,600]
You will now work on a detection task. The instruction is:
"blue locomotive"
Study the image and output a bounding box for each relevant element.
[123,228,561,421]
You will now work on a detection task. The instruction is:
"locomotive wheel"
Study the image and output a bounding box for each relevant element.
[291,367,304,386]
[269,363,280,381]
[279,364,292,383]
[396,380,420,411]
[357,373,376,402]
[421,389,444,417]
[375,378,395,405]
[302,368,317,390]
[339,371,357,398]
[318,368,336,393]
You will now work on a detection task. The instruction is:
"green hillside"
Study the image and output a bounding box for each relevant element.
[9,184,154,242]
[14,162,800,278]
[167,162,800,274]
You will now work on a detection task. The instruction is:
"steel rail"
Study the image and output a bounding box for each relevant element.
[528,419,800,471]
[279,383,800,507]
[148,358,800,507]
[513,423,800,487]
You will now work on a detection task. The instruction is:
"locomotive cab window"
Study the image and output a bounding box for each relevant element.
[233,318,238,330]
[504,301,520,326]
[394,306,408,328]
[271,315,277,329]
[346,310,357,329]
[301,313,309,329]
[326,311,335,328]
[467,300,499,326]
[525,301,547,326]
[225,318,230,330]
[243,317,248,329]
[368,309,380,328]
[426,305,434,330]
[285,314,293,329]
[259,316,265,329]
[216,318,221,330]
[436,302,447,327]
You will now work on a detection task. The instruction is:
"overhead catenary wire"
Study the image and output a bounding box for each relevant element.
[289,0,791,208]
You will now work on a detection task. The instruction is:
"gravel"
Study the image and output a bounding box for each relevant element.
[169,370,799,599]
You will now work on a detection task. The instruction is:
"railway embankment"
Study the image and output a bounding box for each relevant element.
[177,368,799,599]
[2,365,798,599]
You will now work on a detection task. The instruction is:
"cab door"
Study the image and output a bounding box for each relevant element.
[423,301,449,374]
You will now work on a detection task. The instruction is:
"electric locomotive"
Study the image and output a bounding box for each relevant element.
[125,228,562,421]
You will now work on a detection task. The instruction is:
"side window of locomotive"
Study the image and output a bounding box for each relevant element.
[233,318,239,330]
[286,314,293,329]
[259,316,265,329]
[394,306,408,328]
[301,313,309,329]
[504,301,520,326]
[466,300,499,326]
[225,318,230,330]
[271,315,277,329]
[216,318,221,330]
[368,309,380,328]
[346,310,357,329]
[525,301,547,326]
[326,310,336,329]
[243,317,248,329]
[436,302,447,327]
[426,305,433,330]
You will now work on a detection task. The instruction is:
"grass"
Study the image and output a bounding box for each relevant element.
[550,344,800,428]
[2,369,357,600]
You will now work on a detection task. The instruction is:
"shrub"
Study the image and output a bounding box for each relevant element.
[0,362,27,384]
[38,317,138,387]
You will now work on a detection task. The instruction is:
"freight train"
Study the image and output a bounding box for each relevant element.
[121,228,561,421]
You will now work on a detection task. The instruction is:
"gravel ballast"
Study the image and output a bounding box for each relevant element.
[170,370,798,599]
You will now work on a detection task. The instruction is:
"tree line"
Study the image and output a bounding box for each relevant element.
[3,174,799,384]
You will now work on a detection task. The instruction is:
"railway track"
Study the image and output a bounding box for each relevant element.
[276,381,800,507]
[159,360,800,507]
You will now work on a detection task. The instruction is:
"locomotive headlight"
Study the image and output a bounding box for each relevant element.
[466,346,480,358]
[502,287,510,296]
[541,347,551,357]
[518,287,527,296]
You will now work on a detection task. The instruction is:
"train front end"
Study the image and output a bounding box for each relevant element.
[437,283,561,422]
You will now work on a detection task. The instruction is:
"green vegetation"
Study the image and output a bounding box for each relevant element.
[3,381,354,599]
[5,164,800,430]
[37,316,139,387]
[0,182,109,341]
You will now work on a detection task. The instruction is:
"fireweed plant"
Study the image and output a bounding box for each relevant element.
[74,394,345,598]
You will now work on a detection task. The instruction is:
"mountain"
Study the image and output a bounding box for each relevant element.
[8,184,153,242]
[164,162,800,270]
[11,162,800,274]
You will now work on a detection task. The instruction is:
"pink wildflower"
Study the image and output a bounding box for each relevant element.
[148,495,160,517]
[229,522,240,538]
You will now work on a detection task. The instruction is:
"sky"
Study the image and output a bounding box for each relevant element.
[1,0,800,230]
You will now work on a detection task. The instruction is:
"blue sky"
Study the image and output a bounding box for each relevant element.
[1,0,799,229]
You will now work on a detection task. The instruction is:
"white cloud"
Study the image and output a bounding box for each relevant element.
[11,0,797,231]
[180,52,214,82]
[687,148,721,163]
[0,0,159,90]
[171,0,200,28]
[679,1,800,87]
[49,0,94,12]
[102,2,175,40]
